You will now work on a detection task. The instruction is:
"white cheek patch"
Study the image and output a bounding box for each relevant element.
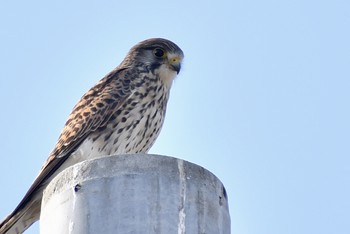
[156,64,177,88]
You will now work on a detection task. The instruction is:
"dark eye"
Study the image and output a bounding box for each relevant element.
[153,48,165,58]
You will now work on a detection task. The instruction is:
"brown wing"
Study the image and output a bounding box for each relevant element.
[10,67,135,219]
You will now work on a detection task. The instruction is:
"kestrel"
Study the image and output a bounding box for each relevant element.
[0,38,184,234]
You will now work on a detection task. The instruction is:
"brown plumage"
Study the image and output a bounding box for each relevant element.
[0,38,184,234]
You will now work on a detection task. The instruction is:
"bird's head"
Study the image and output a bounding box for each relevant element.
[120,38,184,87]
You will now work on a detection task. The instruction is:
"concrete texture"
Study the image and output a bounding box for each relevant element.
[40,154,230,234]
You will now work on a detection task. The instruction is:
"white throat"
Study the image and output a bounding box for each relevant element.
[156,64,177,88]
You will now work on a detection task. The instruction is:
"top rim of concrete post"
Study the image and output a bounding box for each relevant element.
[41,154,230,234]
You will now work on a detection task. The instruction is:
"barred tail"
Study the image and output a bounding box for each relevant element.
[0,197,41,234]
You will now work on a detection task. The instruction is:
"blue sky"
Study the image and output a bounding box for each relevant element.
[0,0,349,233]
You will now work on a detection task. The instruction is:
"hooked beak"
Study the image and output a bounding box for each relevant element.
[171,63,181,74]
[169,56,182,74]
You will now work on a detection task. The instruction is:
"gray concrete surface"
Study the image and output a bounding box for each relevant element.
[40,154,230,234]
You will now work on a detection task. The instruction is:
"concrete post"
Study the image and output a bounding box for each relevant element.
[40,154,230,234]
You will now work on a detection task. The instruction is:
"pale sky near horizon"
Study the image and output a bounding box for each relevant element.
[0,1,349,234]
